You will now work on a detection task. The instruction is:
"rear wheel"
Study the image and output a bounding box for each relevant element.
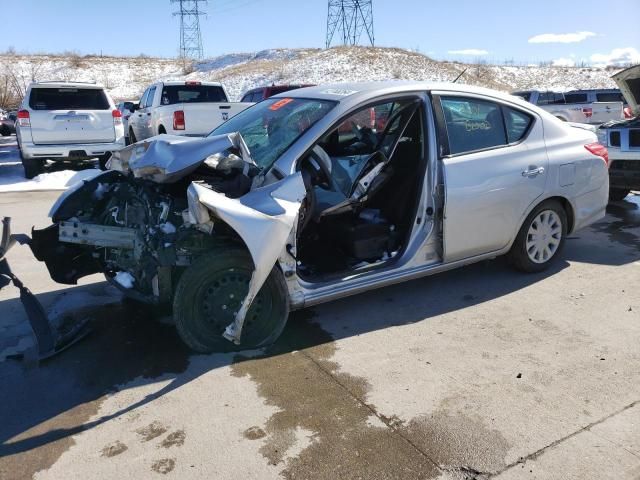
[158,126,166,135]
[508,200,567,273]
[173,249,289,353]
[0,125,10,136]
[129,128,137,144]
[21,153,44,179]
[609,188,630,202]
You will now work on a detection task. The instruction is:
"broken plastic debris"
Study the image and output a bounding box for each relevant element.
[159,222,177,234]
[114,271,135,289]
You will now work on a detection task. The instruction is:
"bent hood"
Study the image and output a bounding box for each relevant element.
[613,65,640,116]
[110,132,255,183]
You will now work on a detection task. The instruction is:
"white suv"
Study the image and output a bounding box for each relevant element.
[16,82,126,178]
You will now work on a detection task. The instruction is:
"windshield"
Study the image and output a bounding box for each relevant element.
[209,98,336,170]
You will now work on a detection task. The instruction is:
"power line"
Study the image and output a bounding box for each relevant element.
[171,0,207,61]
[326,0,374,49]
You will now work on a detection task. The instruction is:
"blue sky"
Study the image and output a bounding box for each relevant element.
[1,0,638,66]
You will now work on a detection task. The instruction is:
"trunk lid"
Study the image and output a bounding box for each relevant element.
[613,65,640,116]
[28,87,116,145]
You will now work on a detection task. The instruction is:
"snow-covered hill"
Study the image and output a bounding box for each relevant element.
[0,47,621,103]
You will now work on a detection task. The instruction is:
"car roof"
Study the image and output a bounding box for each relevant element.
[30,81,104,89]
[277,81,532,108]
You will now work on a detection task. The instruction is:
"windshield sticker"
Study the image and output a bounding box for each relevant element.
[269,98,294,111]
[321,88,358,96]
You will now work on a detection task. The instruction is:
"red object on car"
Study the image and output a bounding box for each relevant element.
[173,110,185,130]
[584,142,609,166]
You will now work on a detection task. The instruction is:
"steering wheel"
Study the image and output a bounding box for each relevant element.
[305,145,333,189]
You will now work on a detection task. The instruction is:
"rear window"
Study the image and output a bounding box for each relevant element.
[596,92,625,103]
[160,85,228,105]
[29,87,110,110]
[564,93,588,104]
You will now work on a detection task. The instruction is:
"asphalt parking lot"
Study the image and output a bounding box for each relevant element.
[0,137,639,479]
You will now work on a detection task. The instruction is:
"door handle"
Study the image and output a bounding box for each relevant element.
[147,113,151,116]
[138,114,142,117]
[522,166,545,177]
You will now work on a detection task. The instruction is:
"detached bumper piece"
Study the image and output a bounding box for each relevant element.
[0,218,91,361]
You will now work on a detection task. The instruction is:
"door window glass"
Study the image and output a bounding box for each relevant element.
[440,97,507,154]
[503,107,533,143]
[144,86,156,108]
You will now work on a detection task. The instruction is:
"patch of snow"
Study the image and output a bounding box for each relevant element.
[0,167,102,193]
[114,271,135,289]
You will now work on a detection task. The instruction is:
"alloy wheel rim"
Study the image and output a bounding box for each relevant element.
[526,210,562,264]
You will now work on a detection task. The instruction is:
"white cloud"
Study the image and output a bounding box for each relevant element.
[447,49,489,56]
[590,47,640,68]
[528,31,596,44]
[552,57,576,67]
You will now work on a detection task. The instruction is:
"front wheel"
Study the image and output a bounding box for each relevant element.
[173,249,289,353]
[508,200,567,273]
[609,188,630,202]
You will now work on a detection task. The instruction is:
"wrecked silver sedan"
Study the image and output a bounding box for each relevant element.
[24,82,609,352]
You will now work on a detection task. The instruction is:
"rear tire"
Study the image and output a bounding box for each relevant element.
[507,200,567,273]
[0,125,9,136]
[129,128,137,144]
[21,154,44,179]
[158,126,166,135]
[609,188,630,202]
[173,249,289,353]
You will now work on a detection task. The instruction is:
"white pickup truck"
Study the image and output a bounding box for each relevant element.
[127,81,253,142]
[511,89,626,125]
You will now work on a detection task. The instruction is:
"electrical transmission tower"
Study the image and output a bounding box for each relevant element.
[326,0,375,49]
[171,0,207,61]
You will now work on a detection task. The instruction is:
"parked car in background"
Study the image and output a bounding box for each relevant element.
[0,110,16,136]
[597,65,640,201]
[127,81,253,143]
[240,84,315,102]
[116,100,139,144]
[512,89,626,124]
[28,82,609,352]
[15,81,126,177]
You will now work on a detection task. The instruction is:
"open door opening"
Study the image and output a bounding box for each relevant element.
[295,98,428,280]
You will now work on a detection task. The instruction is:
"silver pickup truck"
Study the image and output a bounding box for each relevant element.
[597,66,640,201]
[512,89,627,125]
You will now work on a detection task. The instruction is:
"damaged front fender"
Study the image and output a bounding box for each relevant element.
[189,173,306,343]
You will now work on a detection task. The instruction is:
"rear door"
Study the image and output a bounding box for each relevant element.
[435,93,548,262]
[28,86,115,144]
[140,85,156,139]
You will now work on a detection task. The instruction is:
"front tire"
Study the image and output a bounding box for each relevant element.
[508,200,567,273]
[609,188,630,202]
[173,249,289,353]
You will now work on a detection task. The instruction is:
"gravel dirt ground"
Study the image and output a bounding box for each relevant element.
[0,137,639,480]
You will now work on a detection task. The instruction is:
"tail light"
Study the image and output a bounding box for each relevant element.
[17,110,30,127]
[582,107,593,119]
[185,81,201,86]
[585,142,609,167]
[173,110,185,130]
[112,109,122,125]
[623,106,633,119]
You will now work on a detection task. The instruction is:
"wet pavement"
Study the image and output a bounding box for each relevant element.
[0,188,639,479]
